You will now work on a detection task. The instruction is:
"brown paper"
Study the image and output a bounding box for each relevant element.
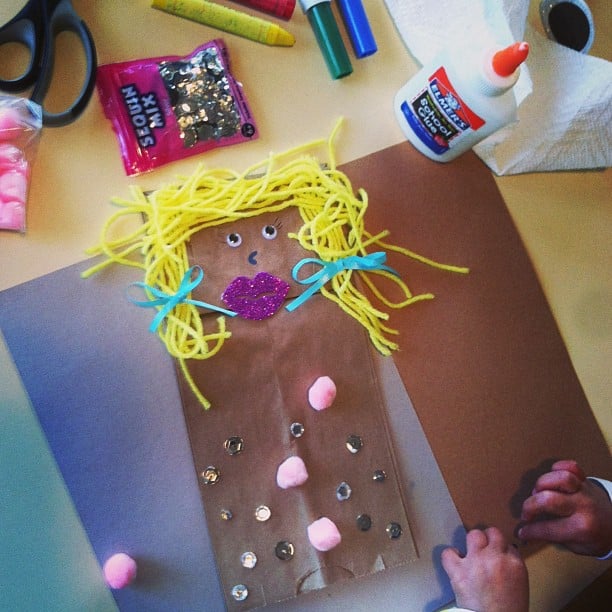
[173,141,611,609]
[178,209,418,609]
[338,143,611,545]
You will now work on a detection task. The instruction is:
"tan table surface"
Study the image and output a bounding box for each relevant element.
[0,2,610,610]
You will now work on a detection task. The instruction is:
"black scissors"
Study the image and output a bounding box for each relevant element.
[0,0,97,127]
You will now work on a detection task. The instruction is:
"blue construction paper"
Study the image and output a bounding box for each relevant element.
[0,331,117,612]
[0,260,225,611]
[0,258,461,611]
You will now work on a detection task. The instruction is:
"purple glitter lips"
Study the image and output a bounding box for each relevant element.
[222,272,290,320]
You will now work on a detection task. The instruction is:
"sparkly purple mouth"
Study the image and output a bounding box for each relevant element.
[221,272,290,320]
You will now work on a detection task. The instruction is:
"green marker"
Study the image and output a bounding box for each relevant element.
[299,0,353,79]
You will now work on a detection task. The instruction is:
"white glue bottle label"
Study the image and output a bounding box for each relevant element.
[394,42,529,162]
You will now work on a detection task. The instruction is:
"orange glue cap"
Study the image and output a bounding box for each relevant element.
[492,42,529,77]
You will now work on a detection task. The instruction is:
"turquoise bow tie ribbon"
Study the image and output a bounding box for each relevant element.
[286,252,398,312]
[129,265,237,332]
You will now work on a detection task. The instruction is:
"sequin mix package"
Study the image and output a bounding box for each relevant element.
[96,40,257,176]
[84,126,468,609]
[0,95,42,232]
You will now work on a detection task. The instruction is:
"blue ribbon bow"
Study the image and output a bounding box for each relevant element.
[286,252,398,312]
[129,265,237,332]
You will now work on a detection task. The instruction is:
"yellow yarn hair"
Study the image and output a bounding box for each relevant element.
[83,122,467,408]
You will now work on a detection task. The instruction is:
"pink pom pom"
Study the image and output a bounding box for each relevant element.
[308,376,336,411]
[0,108,22,140]
[103,553,137,589]
[0,200,25,232]
[276,455,309,489]
[307,517,342,551]
[0,144,25,171]
[0,170,28,203]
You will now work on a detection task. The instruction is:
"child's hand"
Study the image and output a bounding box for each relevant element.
[518,459,612,557]
[442,527,528,612]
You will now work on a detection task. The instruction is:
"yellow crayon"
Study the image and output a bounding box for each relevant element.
[152,0,295,47]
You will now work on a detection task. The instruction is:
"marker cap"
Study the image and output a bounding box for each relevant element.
[337,0,377,59]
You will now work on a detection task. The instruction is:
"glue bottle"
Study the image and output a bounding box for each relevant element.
[394,42,529,162]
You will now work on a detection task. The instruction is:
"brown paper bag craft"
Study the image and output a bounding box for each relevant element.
[83,132,468,609]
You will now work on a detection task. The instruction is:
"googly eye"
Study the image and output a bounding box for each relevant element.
[226,233,242,247]
[262,225,278,240]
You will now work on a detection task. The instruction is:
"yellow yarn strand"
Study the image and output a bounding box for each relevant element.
[83,122,467,408]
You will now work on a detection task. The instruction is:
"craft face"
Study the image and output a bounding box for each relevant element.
[179,205,418,608]
[187,208,310,318]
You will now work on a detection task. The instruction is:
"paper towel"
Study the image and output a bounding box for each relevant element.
[384,0,612,174]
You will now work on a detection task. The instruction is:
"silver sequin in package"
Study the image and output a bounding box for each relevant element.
[96,40,258,175]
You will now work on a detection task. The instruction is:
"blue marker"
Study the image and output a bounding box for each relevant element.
[336,0,377,58]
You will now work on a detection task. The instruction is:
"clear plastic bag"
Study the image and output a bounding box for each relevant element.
[0,96,42,233]
[96,40,258,176]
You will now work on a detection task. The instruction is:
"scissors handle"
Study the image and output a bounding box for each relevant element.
[0,1,44,92]
[31,0,98,127]
[0,0,97,127]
